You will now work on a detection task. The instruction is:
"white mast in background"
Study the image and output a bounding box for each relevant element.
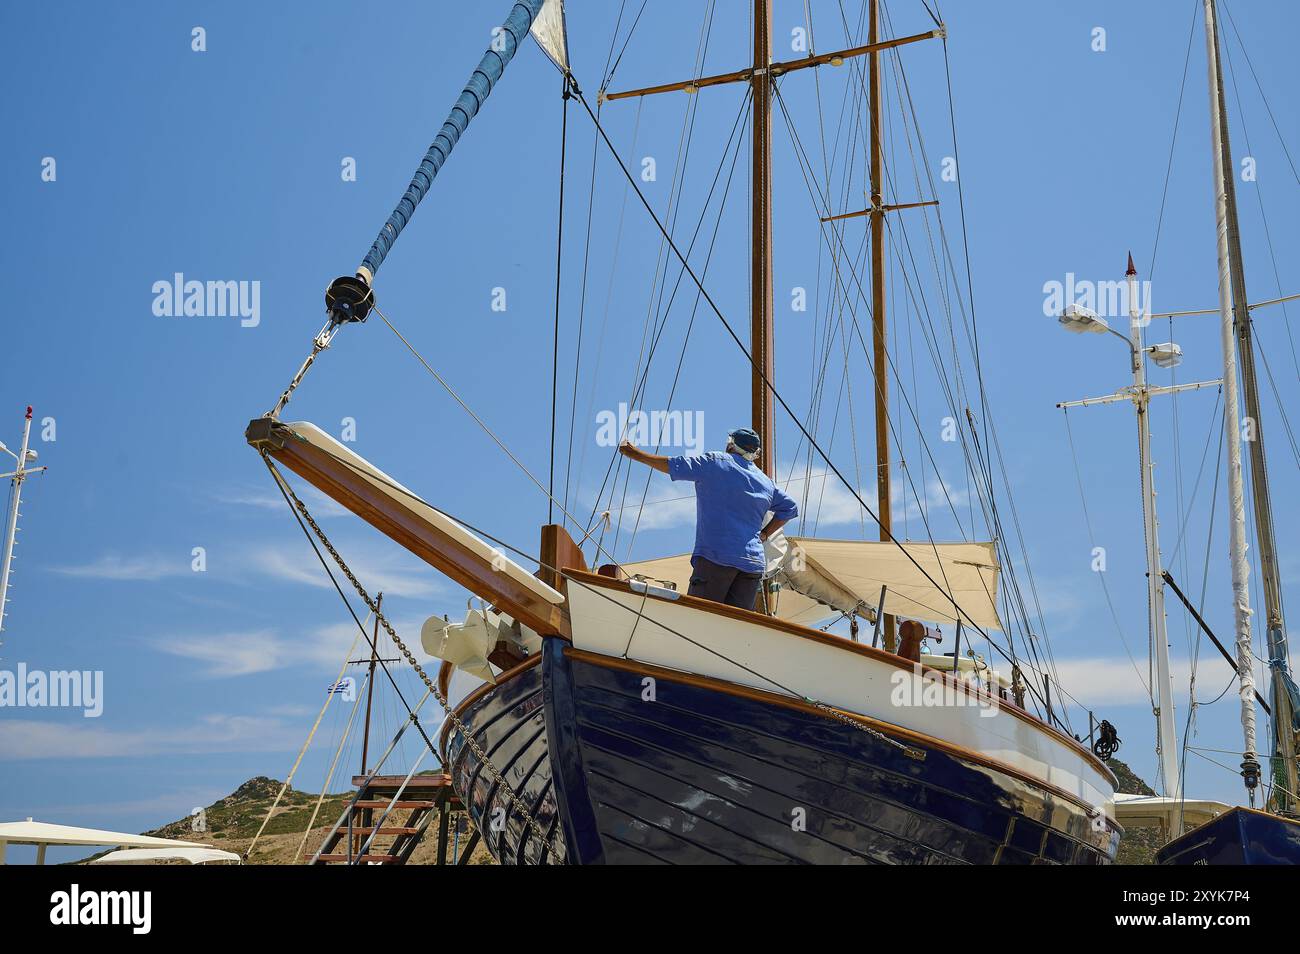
[1202,0,1266,804]
[0,406,47,645]
[1056,258,1218,825]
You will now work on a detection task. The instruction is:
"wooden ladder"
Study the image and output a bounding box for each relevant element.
[313,774,460,865]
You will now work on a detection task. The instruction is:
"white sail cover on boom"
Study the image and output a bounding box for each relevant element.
[530,0,569,73]
[623,537,1002,631]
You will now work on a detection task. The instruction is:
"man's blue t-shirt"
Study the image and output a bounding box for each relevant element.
[667,451,799,573]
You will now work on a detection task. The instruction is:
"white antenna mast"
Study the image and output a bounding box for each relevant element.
[0,406,47,647]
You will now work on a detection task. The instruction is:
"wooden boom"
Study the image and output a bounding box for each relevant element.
[246,418,570,638]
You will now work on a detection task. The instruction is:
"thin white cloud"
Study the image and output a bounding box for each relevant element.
[246,545,442,599]
[150,616,430,678]
[49,554,189,581]
[215,484,348,518]
[603,490,697,532]
[1049,657,1216,708]
[0,713,305,760]
[782,469,969,533]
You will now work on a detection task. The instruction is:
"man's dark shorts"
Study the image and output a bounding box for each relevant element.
[687,555,763,611]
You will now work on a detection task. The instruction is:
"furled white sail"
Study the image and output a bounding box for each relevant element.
[623,536,1002,631]
[530,0,569,73]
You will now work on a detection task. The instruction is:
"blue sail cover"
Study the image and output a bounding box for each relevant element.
[359,0,549,280]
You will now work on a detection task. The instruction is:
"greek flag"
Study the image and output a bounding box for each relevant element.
[327,677,356,702]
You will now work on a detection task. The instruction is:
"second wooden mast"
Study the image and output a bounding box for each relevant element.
[867,0,893,649]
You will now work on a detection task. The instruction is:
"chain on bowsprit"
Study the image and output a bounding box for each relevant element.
[262,453,561,864]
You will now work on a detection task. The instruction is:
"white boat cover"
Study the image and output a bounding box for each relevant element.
[624,536,1002,630]
[0,820,208,850]
[1112,793,1231,830]
[90,847,241,865]
[282,422,564,607]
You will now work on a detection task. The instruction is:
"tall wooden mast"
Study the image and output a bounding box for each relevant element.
[867,0,895,651]
[751,0,776,478]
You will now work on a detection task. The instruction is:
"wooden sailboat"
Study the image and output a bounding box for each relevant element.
[247,0,1120,864]
[1154,0,1300,865]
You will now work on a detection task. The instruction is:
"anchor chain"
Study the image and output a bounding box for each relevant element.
[262,453,561,864]
[807,700,927,761]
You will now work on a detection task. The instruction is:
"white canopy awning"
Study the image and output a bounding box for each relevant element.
[1112,793,1231,830]
[90,847,241,865]
[624,536,1002,631]
[0,819,210,865]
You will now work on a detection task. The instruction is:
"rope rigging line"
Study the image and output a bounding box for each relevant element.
[370,302,625,574]
[572,98,642,516]
[1061,407,1152,701]
[1219,0,1300,186]
[549,78,571,524]
[561,96,603,524]
[1148,0,1202,282]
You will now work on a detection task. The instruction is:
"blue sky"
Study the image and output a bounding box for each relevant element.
[2,0,1297,862]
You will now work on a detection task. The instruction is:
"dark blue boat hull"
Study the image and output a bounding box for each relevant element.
[445,637,1117,865]
[1156,806,1300,865]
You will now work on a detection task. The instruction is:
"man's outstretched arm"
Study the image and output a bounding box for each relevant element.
[619,441,671,474]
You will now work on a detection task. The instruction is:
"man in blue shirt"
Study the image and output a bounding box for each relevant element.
[619,427,799,610]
